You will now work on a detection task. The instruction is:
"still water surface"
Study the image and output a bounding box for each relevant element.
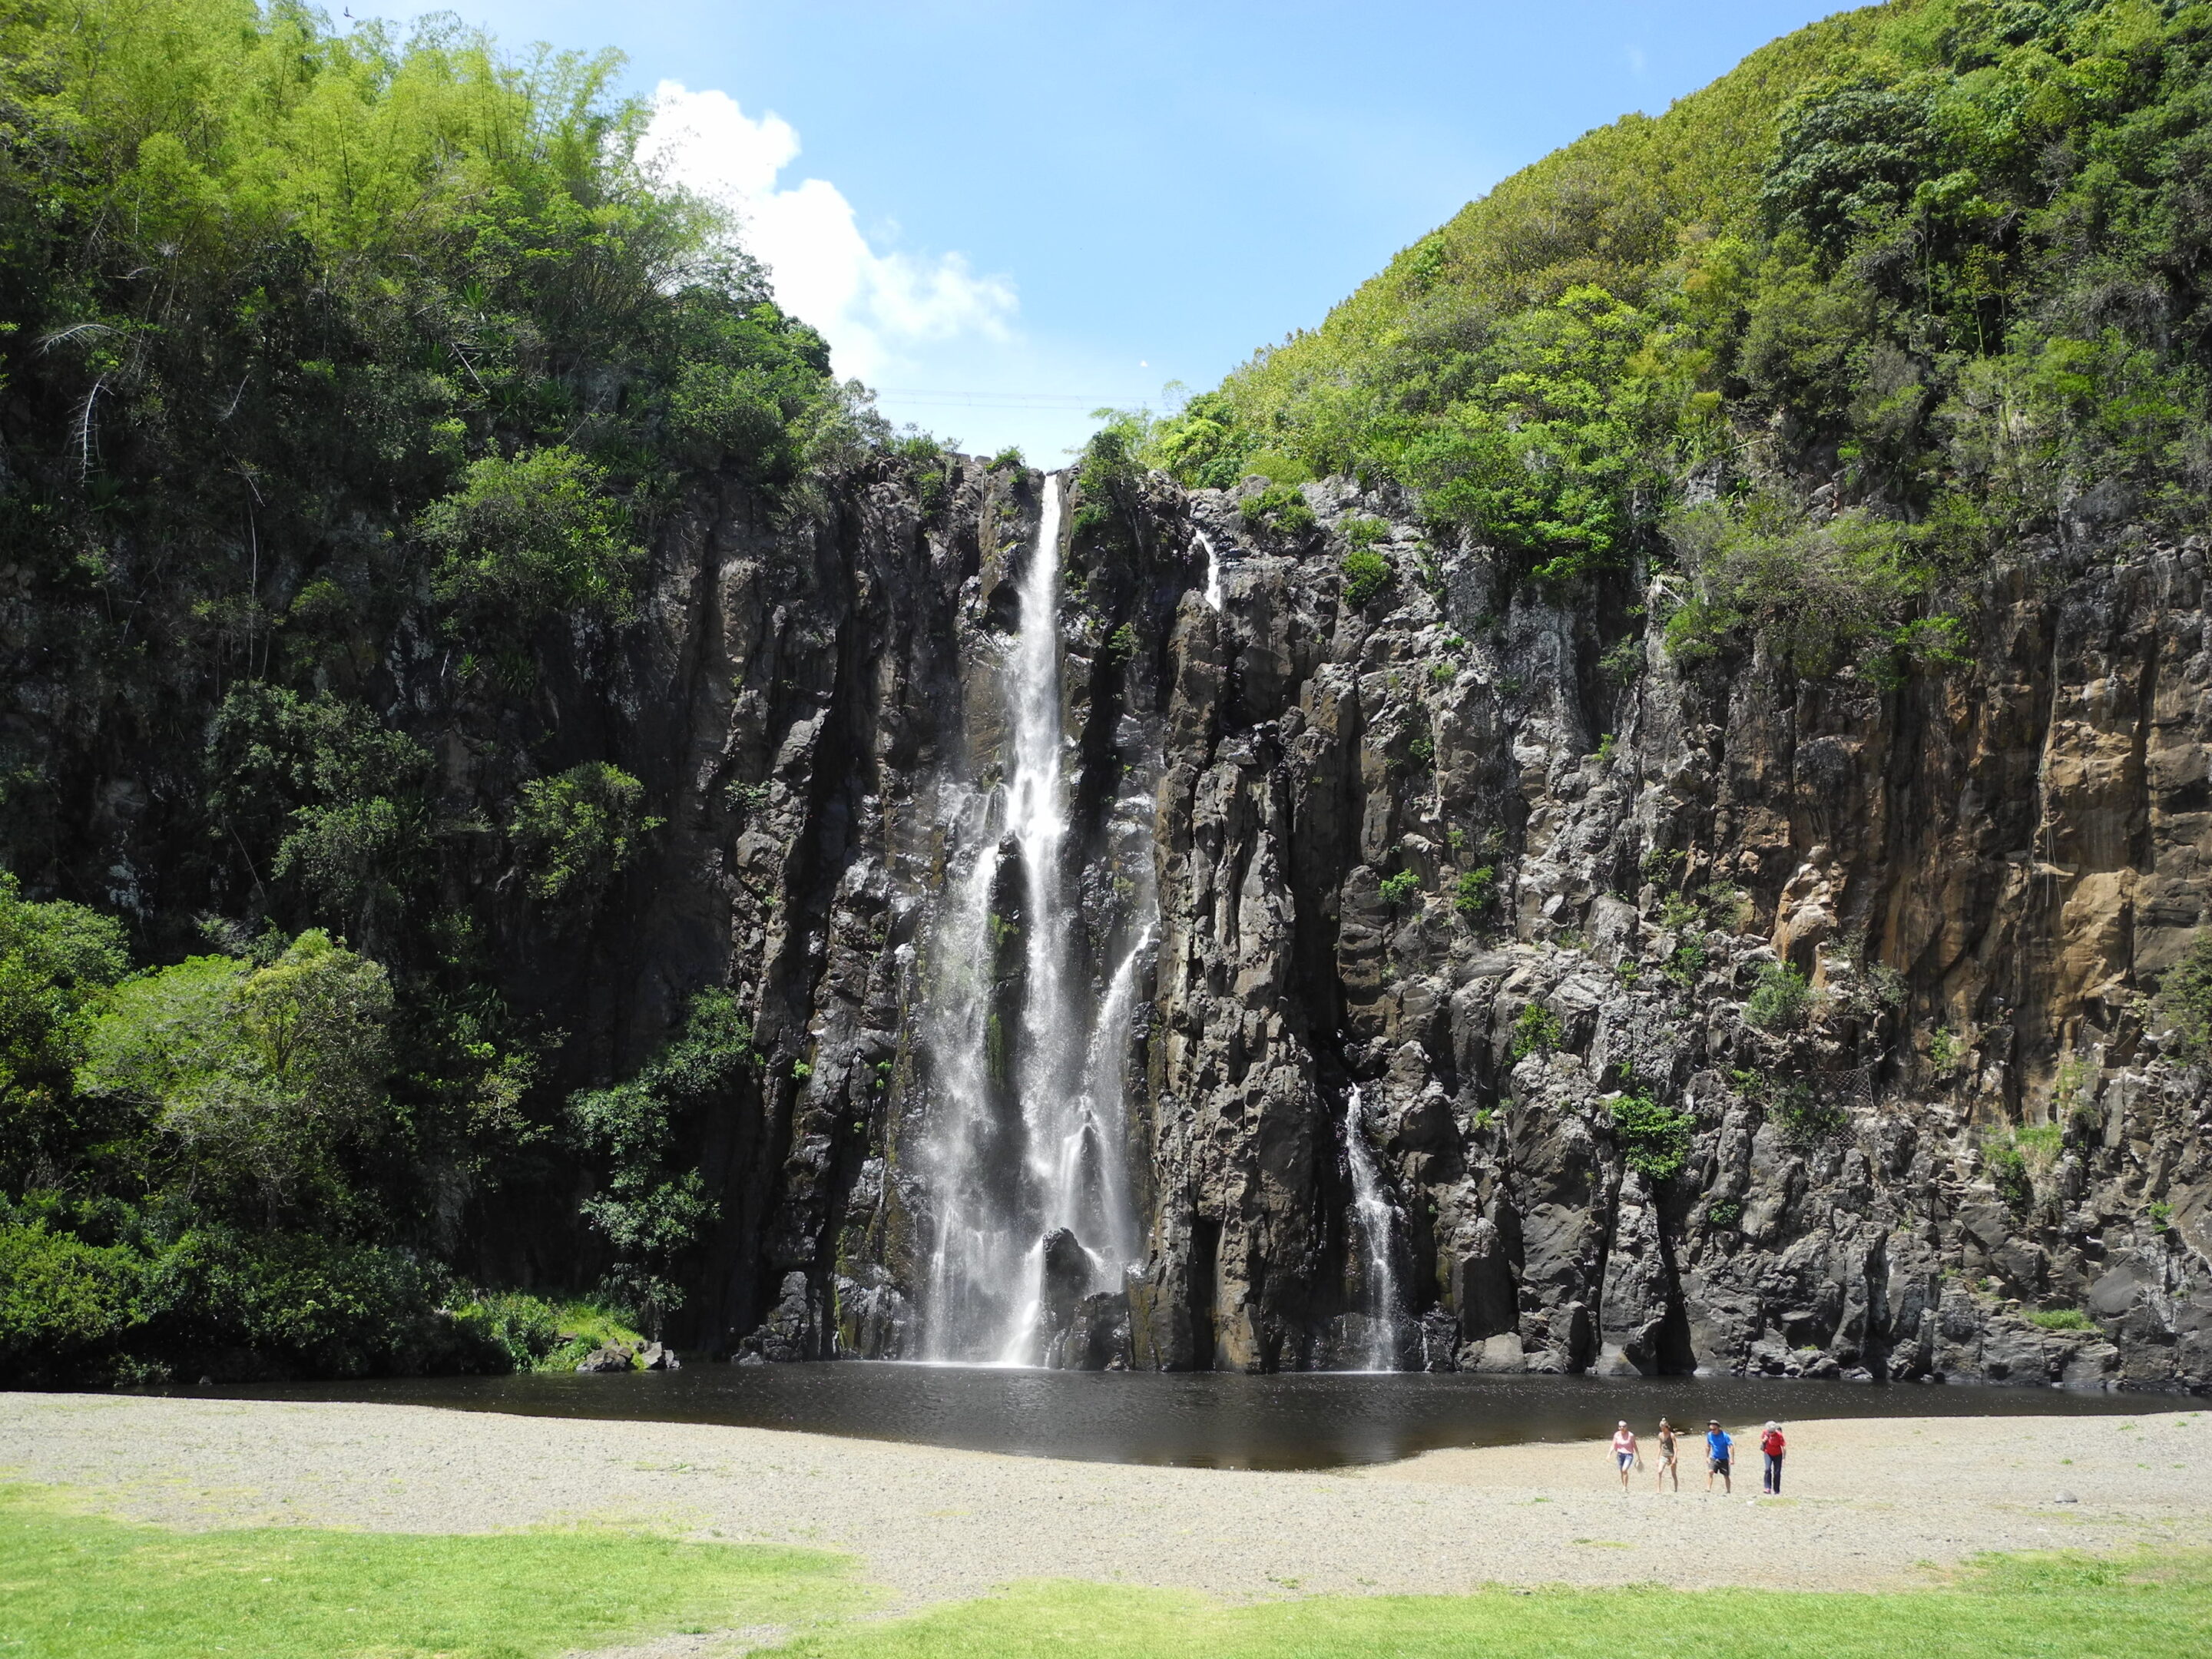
[207,1363,2156,1471]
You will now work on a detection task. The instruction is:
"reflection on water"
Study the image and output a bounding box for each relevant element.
[196,1363,2156,1471]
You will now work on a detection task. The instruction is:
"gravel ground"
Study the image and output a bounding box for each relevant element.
[3,1393,2207,1608]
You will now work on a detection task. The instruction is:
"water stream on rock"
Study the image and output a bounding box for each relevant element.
[1199,530,1223,611]
[1343,1085,1402,1370]
[920,475,1147,1364]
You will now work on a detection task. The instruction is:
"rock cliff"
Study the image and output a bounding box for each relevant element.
[617,455,2209,1389]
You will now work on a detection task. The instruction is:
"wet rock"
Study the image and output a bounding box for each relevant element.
[1051,1292,1133,1372]
[575,1343,636,1374]
[591,456,2210,1389]
[836,1267,913,1360]
[734,1272,818,1364]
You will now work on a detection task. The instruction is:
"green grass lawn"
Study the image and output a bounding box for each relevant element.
[0,1484,857,1657]
[776,1554,2212,1659]
[5,1481,2207,1659]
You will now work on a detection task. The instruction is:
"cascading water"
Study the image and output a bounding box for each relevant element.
[919,474,1151,1364]
[1342,1085,1401,1371]
[1199,531,1223,611]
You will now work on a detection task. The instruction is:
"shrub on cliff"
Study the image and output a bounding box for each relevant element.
[2154,932,2212,1063]
[1661,499,1946,676]
[1744,963,1814,1032]
[508,763,664,905]
[568,988,754,1331]
[1241,484,1317,538]
[1340,550,1392,608]
[422,449,645,634]
[1452,866,1497,918]
[1608,1088,1694,1182]
[1510,1003,1562,1060]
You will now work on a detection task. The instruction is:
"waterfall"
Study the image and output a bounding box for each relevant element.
[1199,531,1222,611]
[919,473,1150,1364]
[1342,1085,1401,1371]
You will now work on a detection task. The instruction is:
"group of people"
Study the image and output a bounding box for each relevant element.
[1608,1418,1786,1495]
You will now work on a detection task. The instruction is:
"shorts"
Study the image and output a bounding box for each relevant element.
[1710,1457,1731,1475]
[1616,1451,1634,1470]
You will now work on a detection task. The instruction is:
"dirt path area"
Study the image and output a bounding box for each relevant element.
[3,1394,2206,1604]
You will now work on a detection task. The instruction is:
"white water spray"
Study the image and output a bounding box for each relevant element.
[1199,530,1223,611]
[1342,1085,1401,1371]
[920,475,1152,1363]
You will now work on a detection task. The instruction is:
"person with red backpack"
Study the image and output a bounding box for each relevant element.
[1760,1420,1787,1495]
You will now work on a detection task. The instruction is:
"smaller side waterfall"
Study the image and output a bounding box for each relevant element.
[1342,1085,1401,1371]
[1198,531,1222,611]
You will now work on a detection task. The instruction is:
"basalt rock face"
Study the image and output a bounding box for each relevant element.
[630,459,2210,1389]
[606,457,1197,1355]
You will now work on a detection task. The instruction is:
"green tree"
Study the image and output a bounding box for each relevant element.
[568,988,753,1330]
[78,932,395,1222]
[421,448,644,631]
[0,875,131,1190]
[508,763,664,904]
[208,688,435,928]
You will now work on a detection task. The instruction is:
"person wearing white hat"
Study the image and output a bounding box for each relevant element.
[1760,1420,1787,1494]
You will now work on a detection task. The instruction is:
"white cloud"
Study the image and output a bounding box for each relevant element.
[640,81,1016,383]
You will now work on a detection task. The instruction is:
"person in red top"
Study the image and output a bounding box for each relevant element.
[1610,1420,1638,1491]
[1760,1420,1786,1495]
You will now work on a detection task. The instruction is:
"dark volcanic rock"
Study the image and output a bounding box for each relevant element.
[564,457,2207,1388]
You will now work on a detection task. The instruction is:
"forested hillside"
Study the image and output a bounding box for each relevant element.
[5,0,2209,1388]
[0,0,912,1382]
[1150,0,2212,665]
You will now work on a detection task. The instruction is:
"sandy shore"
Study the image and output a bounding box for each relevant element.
[3,1394,2207,1608]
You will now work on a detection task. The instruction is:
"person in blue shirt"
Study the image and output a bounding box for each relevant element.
[1704,1419,1734,1494]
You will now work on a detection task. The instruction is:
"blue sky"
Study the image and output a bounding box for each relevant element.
[371,2,1845,456]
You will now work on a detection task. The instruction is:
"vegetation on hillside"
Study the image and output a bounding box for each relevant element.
[1144,0,2212,674]
[0,0,896,1379]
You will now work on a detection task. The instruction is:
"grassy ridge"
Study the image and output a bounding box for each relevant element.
[1216,4,1901,435]
[1144,0,2212,671]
